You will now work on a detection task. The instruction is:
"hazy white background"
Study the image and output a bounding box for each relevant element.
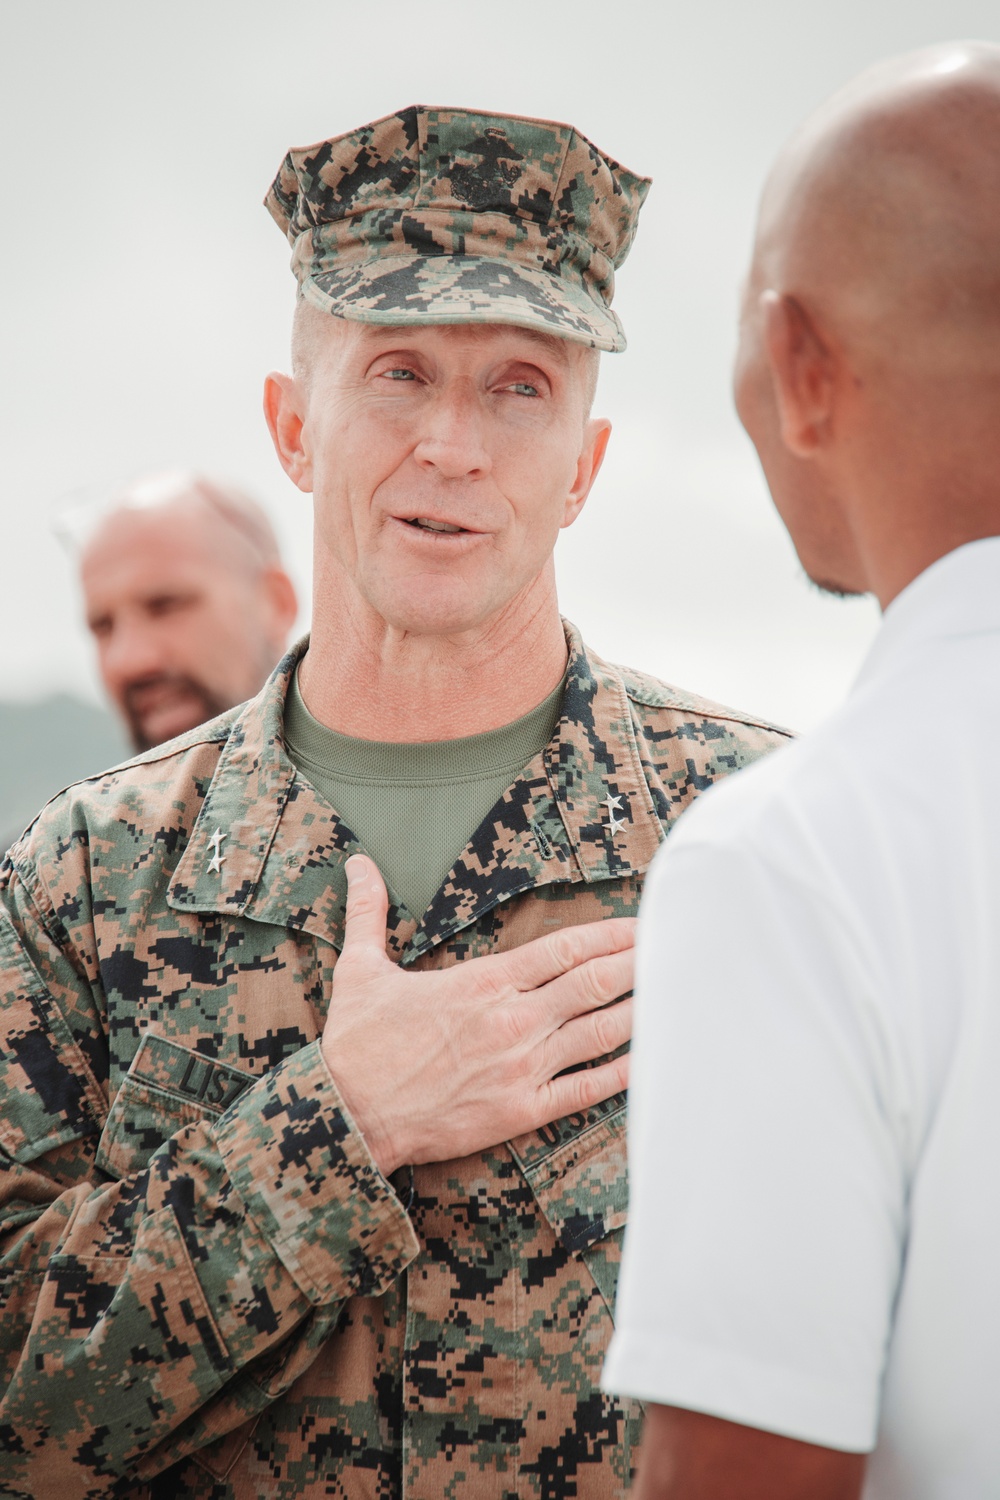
[3,0,997,730]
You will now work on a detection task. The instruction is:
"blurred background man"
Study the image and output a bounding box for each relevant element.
[80,471,299,751]
[1,472,298,851]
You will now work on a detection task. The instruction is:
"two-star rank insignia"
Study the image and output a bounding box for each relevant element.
[207,827,227,875]
[604,791,627,838]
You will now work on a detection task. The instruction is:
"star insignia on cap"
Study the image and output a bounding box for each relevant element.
[604,791,627,838]
[207,827,227,875]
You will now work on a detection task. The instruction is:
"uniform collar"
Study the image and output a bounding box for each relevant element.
[168,623,663,959]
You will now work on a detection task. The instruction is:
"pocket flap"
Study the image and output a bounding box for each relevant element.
[512,1106,628,1254]
[96,1033,254,1180]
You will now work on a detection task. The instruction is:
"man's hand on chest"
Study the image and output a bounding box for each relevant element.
[320,854,634,1176]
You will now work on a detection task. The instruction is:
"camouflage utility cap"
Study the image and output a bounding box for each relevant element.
[266,105,651,352]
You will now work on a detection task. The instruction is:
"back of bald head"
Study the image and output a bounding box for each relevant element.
[82,471,284,577]
[754,42,1000,373]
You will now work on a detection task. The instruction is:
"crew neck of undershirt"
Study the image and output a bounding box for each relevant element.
[283,668,565,787]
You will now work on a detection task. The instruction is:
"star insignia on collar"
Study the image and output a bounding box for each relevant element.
[207,827,227,875]
[604,791,627,838]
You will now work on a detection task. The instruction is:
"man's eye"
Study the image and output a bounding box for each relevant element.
[506,382,540,397]
[148,595,189,617]
[382,367,417,382]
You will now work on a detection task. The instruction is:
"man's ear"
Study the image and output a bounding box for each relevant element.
[561,419,612,529]
[263,372,313,492]
[761,292,835,457]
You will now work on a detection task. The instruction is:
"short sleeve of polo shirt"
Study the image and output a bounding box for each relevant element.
[602,775,909,1454]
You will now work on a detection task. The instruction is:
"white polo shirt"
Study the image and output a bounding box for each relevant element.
[603,539,1000,1498]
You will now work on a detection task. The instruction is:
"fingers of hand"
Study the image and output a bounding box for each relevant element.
[546,996,633,1077]
[544,945,634,1026]
[542,1050,630,1123]
[470,946,632,1067]
[503,916,636,993]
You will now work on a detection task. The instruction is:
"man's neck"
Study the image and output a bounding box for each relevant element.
[852,495,1000,610]
[300,580,569,742]
[842,413,1000,609]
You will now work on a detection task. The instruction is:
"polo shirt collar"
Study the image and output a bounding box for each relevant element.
[168,623,663,958]
[857,536,1000,693]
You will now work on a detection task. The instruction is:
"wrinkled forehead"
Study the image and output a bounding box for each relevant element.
[295,312,600,406]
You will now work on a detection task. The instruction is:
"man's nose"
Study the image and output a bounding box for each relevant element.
[412,385,493,480]
[99,616,168,694]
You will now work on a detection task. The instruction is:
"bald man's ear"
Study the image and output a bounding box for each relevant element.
[761,292,835,457]
[264,373,313,492]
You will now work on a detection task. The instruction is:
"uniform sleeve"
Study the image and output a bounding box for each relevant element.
[601,817,908,1454]
[0,866,420,1494]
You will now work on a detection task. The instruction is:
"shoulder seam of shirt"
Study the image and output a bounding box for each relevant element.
[112,717,237,771]
[4,725,234,873]
[603,657,791,734]
[40,721,232,798]
[621,676,793,738]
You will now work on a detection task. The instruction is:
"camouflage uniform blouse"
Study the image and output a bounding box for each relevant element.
[0,625,789,1498]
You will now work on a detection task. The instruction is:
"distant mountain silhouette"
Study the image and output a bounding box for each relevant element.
[1,696,129,853]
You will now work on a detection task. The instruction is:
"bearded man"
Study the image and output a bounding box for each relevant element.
[79,471,298,751]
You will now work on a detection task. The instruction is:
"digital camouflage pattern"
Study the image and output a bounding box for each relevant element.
[266,106,651,352]
[0,624,789,1498]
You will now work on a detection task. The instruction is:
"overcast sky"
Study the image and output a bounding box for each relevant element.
[4,0,997,730]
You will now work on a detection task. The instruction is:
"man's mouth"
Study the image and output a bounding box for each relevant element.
[405,517,465,533]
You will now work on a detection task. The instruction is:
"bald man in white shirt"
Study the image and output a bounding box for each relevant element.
[604,40,1000,1500]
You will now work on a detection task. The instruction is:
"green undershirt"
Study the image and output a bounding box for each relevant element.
[283,667,564,923]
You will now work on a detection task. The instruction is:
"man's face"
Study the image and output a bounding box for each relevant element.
[283,319,606,639]
[81,504,282,750]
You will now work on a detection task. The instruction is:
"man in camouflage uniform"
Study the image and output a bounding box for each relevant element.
[0,107,788,1497]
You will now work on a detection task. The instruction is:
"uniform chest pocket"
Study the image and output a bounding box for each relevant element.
[96,1032,254,1180]
[512,1106,629,1315]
